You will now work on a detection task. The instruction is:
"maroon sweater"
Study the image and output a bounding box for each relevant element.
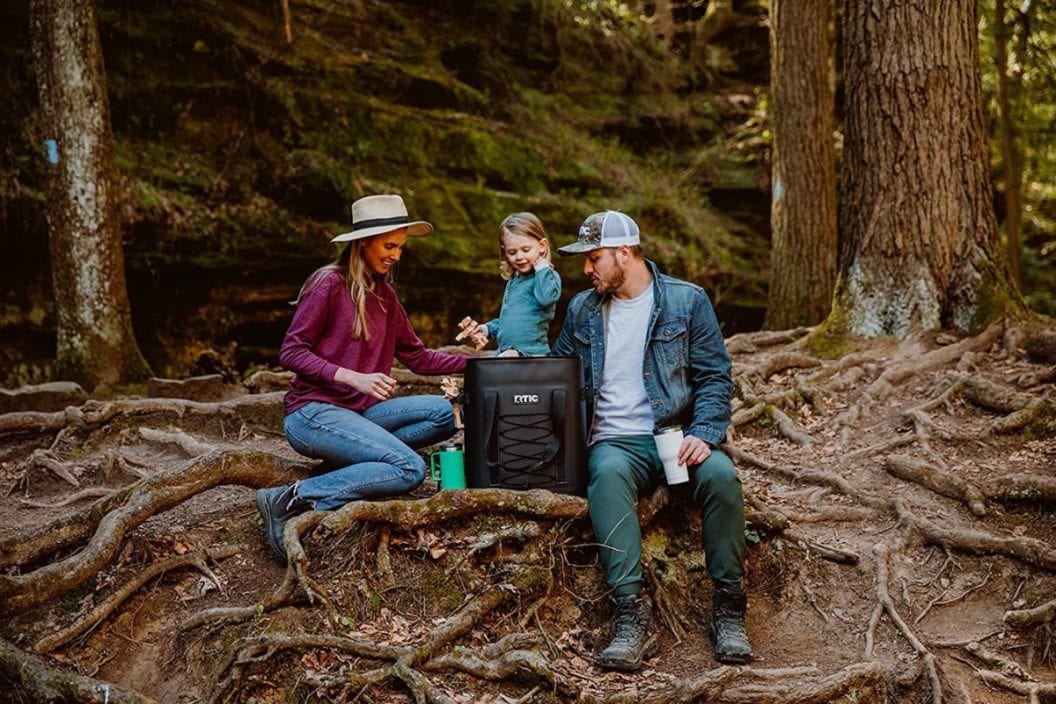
[279,269,467,415]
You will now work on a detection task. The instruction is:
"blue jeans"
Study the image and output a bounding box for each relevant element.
[284,396,456,510]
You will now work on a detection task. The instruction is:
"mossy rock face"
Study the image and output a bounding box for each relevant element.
[0,0,773,382]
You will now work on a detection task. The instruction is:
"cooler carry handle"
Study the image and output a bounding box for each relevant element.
[482,389,565,474]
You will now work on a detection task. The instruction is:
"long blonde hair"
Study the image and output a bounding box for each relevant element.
[295,240,387,340]
[498,212,549,280]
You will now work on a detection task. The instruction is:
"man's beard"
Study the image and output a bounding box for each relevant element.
[593,262,625,294]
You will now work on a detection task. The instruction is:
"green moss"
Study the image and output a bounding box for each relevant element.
[803,327,852,360]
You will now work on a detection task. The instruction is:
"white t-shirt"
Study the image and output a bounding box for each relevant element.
[591,286,655,443]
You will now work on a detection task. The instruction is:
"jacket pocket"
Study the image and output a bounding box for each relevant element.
[649,319,689,405]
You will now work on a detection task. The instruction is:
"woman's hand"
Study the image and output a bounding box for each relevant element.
[334,367,398,400]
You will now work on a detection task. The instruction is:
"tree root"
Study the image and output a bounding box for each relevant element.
[1005,598,1056,629]
[966,641,1056,704]
[19,486,116,508]
[782,531,859,565]
[726,327,811,355]
[884,454,988,517]
[180,570,300,633]
[961,377,1031,414]
[868,543,942,704]
[865,322,1003,404]
[781,506,876,523]
[717,661,891,704]
[34,545,240,653]
[727,444,859,498]
[894,501,1056,572]
[976,670,1056,704]
[983,473,1056,505]
[0,637,153,703]
[846,433,916,459]
[18,448,83,487]
[992,396,1052,435]
[423,642,576,696]
[731,443,1056,576]
[0,393,283,438]
[0,449,309,614]
[317,488,588,537]
[768,407,813,447]
[137,427,217,457]
[375,524,395,588]
[209,565,551,704]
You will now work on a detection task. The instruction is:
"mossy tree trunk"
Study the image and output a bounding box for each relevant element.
[832,0,1019,338]
[29,0,150,390]
[764,0,837,330]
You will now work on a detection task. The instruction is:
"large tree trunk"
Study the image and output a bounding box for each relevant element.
[764,0,837,330]
[833,0,1018,338]
[993,0,1023,287]
[29,0,150,390]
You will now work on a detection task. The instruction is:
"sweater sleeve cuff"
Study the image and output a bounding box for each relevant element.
[322,362,341,384]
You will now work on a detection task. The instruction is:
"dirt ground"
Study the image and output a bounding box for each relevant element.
[1,324,1054,703]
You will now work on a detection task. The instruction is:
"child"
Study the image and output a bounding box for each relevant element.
[457,212,561,356]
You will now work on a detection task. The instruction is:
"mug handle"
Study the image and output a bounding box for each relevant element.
[429,452,441,481]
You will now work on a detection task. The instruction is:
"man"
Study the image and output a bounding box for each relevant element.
[551,211,751,670]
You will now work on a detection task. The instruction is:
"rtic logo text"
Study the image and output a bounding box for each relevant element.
[512,394,540,404]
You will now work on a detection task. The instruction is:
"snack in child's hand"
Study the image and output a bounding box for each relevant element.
[456,316,480,343]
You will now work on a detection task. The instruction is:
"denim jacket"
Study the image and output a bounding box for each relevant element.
[551,260,733,447]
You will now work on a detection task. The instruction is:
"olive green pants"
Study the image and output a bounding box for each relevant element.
[586,435,745,597]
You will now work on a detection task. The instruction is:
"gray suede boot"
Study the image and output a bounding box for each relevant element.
[595,594,659,671]
[256,484,311,563]
[710,583,752,663]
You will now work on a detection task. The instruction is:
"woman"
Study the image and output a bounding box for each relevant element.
[258,194,467,563]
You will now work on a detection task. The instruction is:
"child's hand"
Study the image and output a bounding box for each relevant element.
[455,316,479,342]
[468,328,488,350]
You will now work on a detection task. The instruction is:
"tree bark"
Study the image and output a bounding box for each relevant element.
[764,0,838,329]
[29,0,150,390]
[833,0,1018,338]
[993,0,1022,287]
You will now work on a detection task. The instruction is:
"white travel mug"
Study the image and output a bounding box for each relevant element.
[654,425,688,485]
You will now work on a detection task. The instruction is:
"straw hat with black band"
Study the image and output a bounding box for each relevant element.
[331,194,433,243]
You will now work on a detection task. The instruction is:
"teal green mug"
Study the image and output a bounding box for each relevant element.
[429,445,466,490]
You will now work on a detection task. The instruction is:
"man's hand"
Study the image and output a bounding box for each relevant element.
[678,434,712,467]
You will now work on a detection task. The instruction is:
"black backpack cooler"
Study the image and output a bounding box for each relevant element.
[462,356,588,496]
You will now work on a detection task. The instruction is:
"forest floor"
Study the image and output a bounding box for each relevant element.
[1,322,1055,704]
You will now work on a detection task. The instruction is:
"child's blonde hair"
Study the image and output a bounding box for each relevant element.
[498,212,549,280]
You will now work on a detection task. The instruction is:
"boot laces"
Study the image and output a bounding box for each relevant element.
[612,597,641,643]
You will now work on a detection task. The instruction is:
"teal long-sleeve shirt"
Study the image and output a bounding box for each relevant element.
[482,263,562,356]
